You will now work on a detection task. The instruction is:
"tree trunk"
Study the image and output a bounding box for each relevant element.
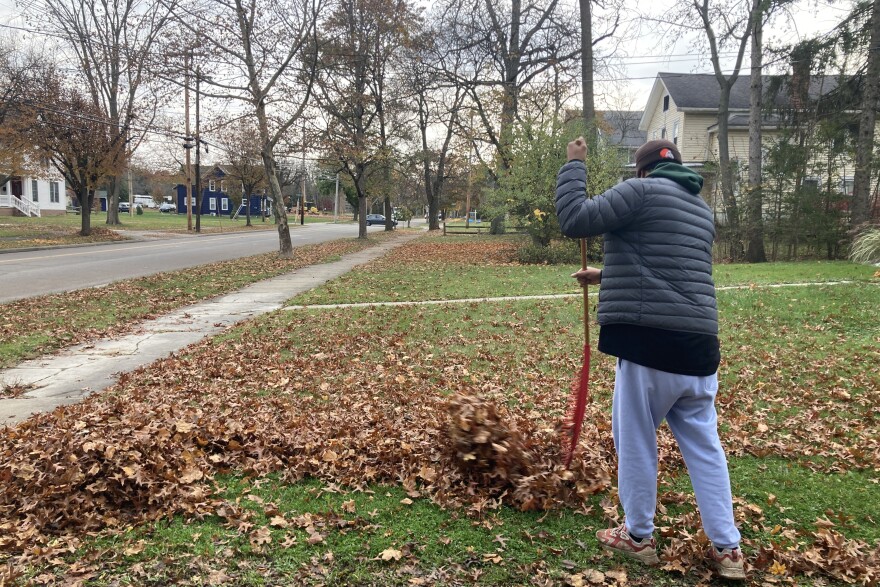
[79,187,93,237]
[851,0,880,228]
[745,10,766,263]
[357,191,367,239]
[261,152,293,258]
[579,0,595,134]
[498,0,521,172]
[716,85,741,259]
[423,155,439,231]
[106,176,121,225]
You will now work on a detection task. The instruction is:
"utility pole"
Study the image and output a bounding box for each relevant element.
[300,119,306,226]
[465,111,474,229]
[127,128,134,217]
[184,51,193,231]
[127,167,134,217]
[195,65,201,233]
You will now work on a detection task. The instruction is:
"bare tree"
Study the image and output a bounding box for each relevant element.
[220,118,267,227]
[33,0,178,226]
[315,0,418,239]
[580,0,622,136]
[692,0,759,260]
[401,22,469,231]
[435,0,582,178]
[170,0,321,257]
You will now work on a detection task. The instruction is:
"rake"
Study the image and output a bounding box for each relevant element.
[563,238,591,469]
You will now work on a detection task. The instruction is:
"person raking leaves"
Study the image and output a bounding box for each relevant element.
[555,137,746,581]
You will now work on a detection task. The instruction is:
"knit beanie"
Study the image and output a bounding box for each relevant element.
[635,139,681,173]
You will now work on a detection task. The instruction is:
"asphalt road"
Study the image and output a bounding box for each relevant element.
[0,222,393,303]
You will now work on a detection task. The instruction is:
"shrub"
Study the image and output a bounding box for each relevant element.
[135,205,143,215]
[516,239,583,265]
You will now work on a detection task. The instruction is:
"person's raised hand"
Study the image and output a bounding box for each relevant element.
[567,136,588,162]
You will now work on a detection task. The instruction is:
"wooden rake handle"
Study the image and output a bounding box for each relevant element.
[580,239,589,343]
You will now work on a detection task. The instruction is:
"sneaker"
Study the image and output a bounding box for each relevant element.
[709,545,746,580]
[596,524,660,565]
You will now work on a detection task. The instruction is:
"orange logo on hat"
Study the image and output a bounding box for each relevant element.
[660,148,675,159]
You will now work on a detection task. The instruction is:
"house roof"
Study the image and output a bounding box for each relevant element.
[639,72,846,130]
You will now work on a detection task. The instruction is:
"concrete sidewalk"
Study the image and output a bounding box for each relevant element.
[0,232,421,425]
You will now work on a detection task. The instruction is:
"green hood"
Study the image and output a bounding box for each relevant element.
[648,162,704,194]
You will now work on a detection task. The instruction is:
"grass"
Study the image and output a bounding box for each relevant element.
[4,235,879,586]
[725,457,880,544]
[77,477,611,586]
[291,235,877,306]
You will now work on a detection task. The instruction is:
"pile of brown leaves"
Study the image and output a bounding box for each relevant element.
[447,391,528,479]
[446,392,613,512]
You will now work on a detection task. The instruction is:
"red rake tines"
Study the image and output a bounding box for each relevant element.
[563,343,591,468]
[562,239,592,469]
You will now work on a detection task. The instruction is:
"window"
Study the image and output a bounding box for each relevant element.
[661,127,666,139]
[672,121,679,145]
[220,180,226,193]
[209,179,216,192]
[663,95,669,111]
[49,181,60,203]
[209,197,217,211]
[803,177,820,192]
[221,198,229,211]
[841,177,854,196]
[31,179,39,202]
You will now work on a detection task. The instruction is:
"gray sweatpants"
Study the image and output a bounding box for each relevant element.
[612,359,741,549]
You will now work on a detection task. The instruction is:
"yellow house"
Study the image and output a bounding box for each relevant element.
[639,72,850,160]
[638,72,862,223]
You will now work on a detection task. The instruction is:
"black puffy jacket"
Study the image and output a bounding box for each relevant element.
[555,160,718,336]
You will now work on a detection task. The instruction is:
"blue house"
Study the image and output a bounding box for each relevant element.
[174,165,270,218]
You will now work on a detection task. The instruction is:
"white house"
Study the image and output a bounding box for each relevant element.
[0,174,67,217]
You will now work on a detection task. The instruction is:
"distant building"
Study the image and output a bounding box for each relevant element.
[0,173,67,217]
[175,164,270,217]
[597,110,648,164]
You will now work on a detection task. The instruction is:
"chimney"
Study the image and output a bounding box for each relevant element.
[789,42,814,110]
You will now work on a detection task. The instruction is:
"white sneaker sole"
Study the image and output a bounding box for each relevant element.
[602,544,661,565]
[712,562,746,580]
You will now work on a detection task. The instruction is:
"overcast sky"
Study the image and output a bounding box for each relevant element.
[0,0,855,164]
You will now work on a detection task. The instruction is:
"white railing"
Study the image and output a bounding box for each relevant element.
[0,194,41,217]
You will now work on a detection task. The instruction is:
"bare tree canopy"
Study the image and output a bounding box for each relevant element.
[315,0,420,238]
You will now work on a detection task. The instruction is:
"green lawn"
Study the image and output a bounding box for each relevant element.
[2,235,878,586]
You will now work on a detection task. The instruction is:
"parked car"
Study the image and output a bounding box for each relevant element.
[366,213,397,227]
[118,202,131,212]
[159,203,176,213]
